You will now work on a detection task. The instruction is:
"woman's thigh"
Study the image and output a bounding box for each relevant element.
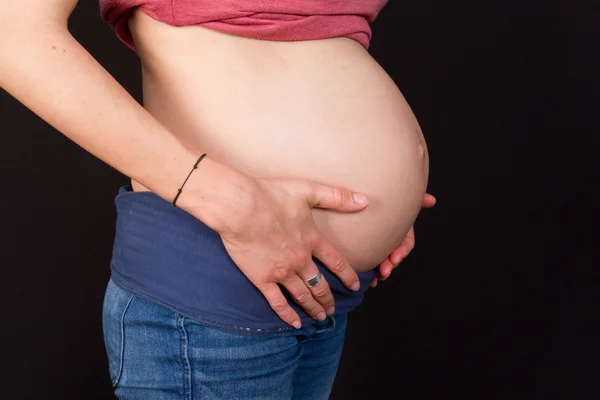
[102,279,347,400]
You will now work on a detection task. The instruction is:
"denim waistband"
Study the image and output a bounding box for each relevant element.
[110,184,376,336]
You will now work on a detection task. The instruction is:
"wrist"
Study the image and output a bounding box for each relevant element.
[175,156,256,233]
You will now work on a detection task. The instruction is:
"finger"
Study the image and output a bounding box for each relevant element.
[303,181,369,212]
[296,265,336,317]
[259,283,302,329]
[298,266,335,316]
[390,228,415,264]
[378,258,394,280]
[311,234,361,292]
[282,275,328,321]
[422,193,437,209]
[377,258,390,280]
[371,278,378,288]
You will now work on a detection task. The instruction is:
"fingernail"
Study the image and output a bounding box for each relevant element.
[292,320,302,329]
[316,312,326,321]
[352,193,368,205]
[351,281,360,291]
[326,307,335,316]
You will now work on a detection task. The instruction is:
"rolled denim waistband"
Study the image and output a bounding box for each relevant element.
[110,184,376,335]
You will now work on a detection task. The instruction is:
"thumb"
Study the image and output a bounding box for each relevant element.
[304,181,369,211]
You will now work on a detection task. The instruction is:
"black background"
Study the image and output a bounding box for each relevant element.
[0,1,597,399]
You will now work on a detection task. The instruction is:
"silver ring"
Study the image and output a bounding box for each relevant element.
[305,272,323,288]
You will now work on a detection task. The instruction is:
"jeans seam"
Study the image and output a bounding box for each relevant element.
[113,294,134,387]
[178,317,192,400]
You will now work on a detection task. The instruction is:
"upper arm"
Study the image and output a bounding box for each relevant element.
[0,0,78,30]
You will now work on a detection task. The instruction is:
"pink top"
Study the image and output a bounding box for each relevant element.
[99,0,388,51]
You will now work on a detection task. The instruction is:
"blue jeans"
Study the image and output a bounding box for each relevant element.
[103,279,348,399]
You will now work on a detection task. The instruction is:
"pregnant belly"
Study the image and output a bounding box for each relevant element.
[128,10,430,272]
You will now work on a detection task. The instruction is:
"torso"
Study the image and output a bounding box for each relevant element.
[128,9,429,272]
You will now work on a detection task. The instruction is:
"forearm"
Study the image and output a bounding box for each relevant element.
[0,24,243,229]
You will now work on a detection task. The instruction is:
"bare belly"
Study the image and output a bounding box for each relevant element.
[127,9,429,272]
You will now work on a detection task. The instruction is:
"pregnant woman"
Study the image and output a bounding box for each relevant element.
[1,1,432,398]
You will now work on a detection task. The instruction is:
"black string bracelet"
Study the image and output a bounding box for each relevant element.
[172,153,207,207]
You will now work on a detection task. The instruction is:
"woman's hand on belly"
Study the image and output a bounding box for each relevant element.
[212,174,369,329]
[371,193,437,288]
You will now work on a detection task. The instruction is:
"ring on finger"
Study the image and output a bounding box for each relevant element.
[305,272,323,288]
